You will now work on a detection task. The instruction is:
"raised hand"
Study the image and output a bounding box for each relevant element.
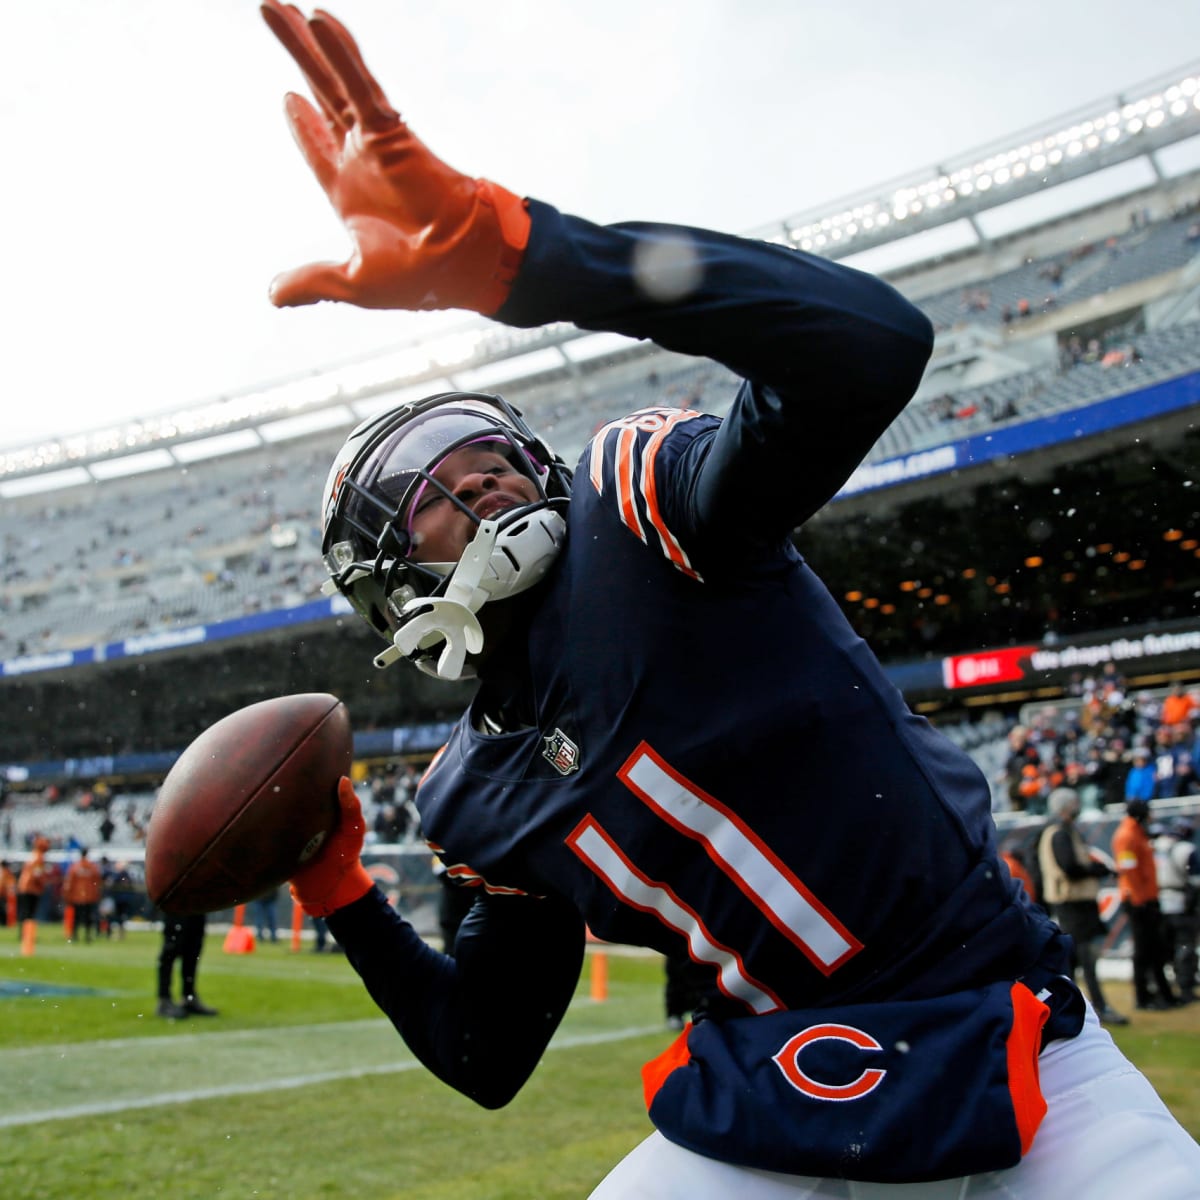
[260,2,530,313]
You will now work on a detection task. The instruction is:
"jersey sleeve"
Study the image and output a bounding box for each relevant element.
[327,886,586,1109]
[583,406,718,580]
[498,201,934,536]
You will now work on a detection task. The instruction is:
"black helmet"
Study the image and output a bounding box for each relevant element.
[319,391,572,679]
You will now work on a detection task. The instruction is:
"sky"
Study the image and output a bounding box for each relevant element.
[3,0,1200,453]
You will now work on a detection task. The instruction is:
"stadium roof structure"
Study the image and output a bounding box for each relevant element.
[750,61,1200,266]
[3,59,1199,495]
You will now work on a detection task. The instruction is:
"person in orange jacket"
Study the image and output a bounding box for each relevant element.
[0,860,16,926]
[16,837,51,925]
[1000,848,1037,904]
[1112,800,1178,1010]
[62,847,104,943]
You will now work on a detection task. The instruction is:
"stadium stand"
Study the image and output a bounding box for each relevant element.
[2,73,1199,817]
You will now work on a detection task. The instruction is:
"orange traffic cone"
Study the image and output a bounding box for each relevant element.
[585,926,608,1002]
[222,904,256,954]
[590,949,609,1002]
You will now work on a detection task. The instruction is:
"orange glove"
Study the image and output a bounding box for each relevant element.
[260,1,530,315]
[289,776,374,918]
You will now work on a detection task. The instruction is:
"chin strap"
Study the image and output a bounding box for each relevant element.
[378,518,500,680]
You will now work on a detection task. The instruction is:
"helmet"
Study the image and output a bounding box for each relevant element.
[320,391,571,680]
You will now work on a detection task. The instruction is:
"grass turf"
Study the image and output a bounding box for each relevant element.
[0,927,1196,1199]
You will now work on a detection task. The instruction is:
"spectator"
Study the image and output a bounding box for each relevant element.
[1000,847,1037,903]
[17,836,51,941]
[984,393,1019,422]
[929,393,955,422]
[62,847,104,944]
[1151,726,1193,799]
[1002,725,1040,810]
[251,887,280,944]
[1124,748,1156,802]
[432,857,475,958]
[311,915,330,953]
[373,803,408,843]
[1112,800,1178,1010]
[0,860,15,926]
[1153,817,1199,1004]
[1038,789,1127,1026]
[105,860,138,939]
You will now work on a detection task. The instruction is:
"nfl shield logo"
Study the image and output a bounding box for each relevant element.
[543,728,581,775]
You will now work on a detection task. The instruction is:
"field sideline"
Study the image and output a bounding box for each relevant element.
[1,929,1197,1199]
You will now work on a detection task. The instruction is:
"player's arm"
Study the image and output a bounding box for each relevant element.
[501,203,933,536]
[329,887,586,1109]
[261,2,932,533]
[292,779,586,1108]
[259,1,528,315]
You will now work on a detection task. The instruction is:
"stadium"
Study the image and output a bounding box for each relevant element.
[3,51,1200,1199]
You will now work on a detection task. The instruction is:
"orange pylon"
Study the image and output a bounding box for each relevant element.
[290,899,304,952]
[590,948,609,1002]
[222,904,256,954]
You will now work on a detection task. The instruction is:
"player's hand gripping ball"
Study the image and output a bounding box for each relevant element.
[145,693,352,914]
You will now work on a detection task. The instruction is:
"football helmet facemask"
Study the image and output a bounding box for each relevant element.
[320,391,571,680]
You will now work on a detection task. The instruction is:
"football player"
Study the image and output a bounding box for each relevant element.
[260,4,1200,1195]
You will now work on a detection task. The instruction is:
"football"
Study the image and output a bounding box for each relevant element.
[145,693,353,915]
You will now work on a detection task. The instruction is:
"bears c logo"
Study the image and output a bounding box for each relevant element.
[771,1022,887,1101]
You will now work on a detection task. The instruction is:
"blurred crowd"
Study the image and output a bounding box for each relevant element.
[1000,672,1199,814]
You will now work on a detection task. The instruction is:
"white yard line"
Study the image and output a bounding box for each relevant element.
[0,1024,663,1129]
[0,1016,390,1058]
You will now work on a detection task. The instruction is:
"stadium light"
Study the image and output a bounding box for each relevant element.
[773,63,1200,258]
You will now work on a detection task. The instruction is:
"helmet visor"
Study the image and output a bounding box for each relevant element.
[343,406,546,552]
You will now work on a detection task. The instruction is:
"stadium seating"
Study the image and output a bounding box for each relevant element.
[3,296,1198,657]
[1,183,1199,811]
[913,210,1200,333]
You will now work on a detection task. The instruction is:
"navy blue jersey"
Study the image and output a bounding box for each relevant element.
[416,404,1062,1015]
[327,200,1074,1116]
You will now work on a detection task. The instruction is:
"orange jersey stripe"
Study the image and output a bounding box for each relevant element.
[588,408,704,579]
[613,425,646,542]
[640,410,702,580]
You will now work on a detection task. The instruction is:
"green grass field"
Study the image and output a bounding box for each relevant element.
[1,926,1197,1199]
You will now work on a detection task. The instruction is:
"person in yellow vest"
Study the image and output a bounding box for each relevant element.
[62,847,104,943]
[1038,789,1127,1026]
[1112,799,1178,1010]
